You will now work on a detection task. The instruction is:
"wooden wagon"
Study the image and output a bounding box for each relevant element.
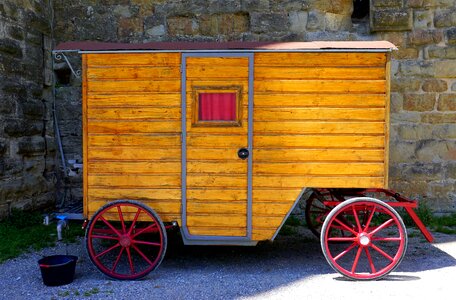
[54,41,433,281]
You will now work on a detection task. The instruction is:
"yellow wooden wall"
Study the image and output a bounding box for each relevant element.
[83,53,182,223]
[251,52,389,240]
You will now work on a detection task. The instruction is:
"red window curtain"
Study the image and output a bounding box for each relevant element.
[198,93,236,121]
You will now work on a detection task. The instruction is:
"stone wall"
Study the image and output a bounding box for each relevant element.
[51,0,455,212]
[0,0,56,217]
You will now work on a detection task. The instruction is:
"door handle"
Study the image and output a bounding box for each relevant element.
[238,148,249,160]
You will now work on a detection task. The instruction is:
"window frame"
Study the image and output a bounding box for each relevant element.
[191,85,243,127]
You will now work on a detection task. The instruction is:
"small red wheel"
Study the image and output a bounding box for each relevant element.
[85,200,167,280]
[321,197,407,280]
[305,191,332,237]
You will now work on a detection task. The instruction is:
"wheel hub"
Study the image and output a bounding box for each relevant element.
[119,235,131,247]
[358,233,370,246]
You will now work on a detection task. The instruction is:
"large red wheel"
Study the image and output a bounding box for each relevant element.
[321,197,407,280]
[85,200,167,280]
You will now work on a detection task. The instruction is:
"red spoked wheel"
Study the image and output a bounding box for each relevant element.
[305,191,332,237]
[321,197,407,280]
[85,200,167,280]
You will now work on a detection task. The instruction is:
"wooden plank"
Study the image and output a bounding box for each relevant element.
[88,80,180,93]
[187,81,248,92]
[187,189,246,201]
[88,200,180,215]
[87,66,180,80]
[253,189,302,202]
[252,203,292,216]
[253,162,384,176]
[384,53,391,189]
[88,212,180,223]
[186,215,246,227]
[255,66,385,80]
[82,54,89,218]
[88,107,181,120]
[187,161,247,174]
[87,94,181,107]
[88,53,180,66]
[254,80,385,94]
[254,53,386,67]
[253,135,384,149]
[187,175,247,188]
[254,108,385,121]
[187,202,246,214]
[88,174,181,188]
[187,148,242,161]
[252,229,276,241]
[187,123,248,134]
[88,161,181,174]
[254,149,385,162]
[89,147,180,161]
[254,121,385,134]
[254,94,386,108]
[188,227,246,236]
[187,135,247,148]
[88,188,181,201]
[187,66,249,79]
[252,216,283,228]
[88,135,180,147]
[253,176,384,188]
[88,121,180,134]
[186,57,248,66]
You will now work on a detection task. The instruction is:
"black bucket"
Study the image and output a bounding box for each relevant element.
[38,255,78,286]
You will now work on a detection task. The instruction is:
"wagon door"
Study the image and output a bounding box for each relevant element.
[181,53,253,242]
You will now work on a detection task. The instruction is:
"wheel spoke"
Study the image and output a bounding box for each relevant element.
[328,237,356,242]
[132,223,158,238]
[91,235,119,241]
[371,243,394,262]
[125,247,135,275]
[372,237,402,242]
[351,246,363,274]
[128,208,142,235]
[333,217,358,236]
[111,247,124,272]
[363,206,376,232]
[117,205,126,234]
[352,206,362,232]
[369,219,395,236]
[133,240,162,246]
[95,243,120,259]
[100,216,121,237]
[364,247,376,273]
[334,242,357,261]
[132,244,154,266]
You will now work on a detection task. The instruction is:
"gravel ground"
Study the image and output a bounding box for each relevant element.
[0,227,455,300]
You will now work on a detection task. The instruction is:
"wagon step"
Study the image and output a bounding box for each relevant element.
[316,188,434,243]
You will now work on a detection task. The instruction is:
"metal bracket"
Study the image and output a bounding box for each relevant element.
[53,51,81,78]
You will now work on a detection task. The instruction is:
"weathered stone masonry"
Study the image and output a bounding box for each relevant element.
[1,0,455,217]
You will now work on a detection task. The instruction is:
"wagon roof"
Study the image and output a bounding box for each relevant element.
[55,41,397,52]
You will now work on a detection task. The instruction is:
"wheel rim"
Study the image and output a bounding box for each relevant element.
[86,201,166,280]
[321,198,407,280]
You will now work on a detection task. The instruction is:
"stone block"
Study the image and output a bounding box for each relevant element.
[447,28,456,45]
[432,124,456,139]
[397,124,433,140]
[405,0,423,7]
[447,163,456,179]
[25,11,51,35]
[0,97,15,114]
[17,137,45,156]
[403,93,436,111]
[370,9,412,31]
[391,77,421,92]
[21,101,45,119]
[289,11,308,33]
[399,60,435,77]
[413,10,433,29]
[250,12,288,33]
[408,29,443,46]
[325,13,352,31]
[118,18,144,38]
[393,47,419,59]
[437,94,456,111]
[434,60,456,78]
[421,112,456,123]
[372,0,404,7]
[6,25,25,41]
[4,120,43,137]
[113,5,136,18]
[0,38,23,58]
[416,140,456,163]
[207,0,241,13]
[307,10,325,31]
[401,162,444,180]
[241,0,270,11]
[452,82,456,91]
[428,46,456,59]
[434,9,456,27]
[422,79,448,92]
[314,0,352,14]
[389,141,417,163]
[0,139,6,155]
[168,16,197,36]
[146,25,166,37]
[390,93,403,113]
